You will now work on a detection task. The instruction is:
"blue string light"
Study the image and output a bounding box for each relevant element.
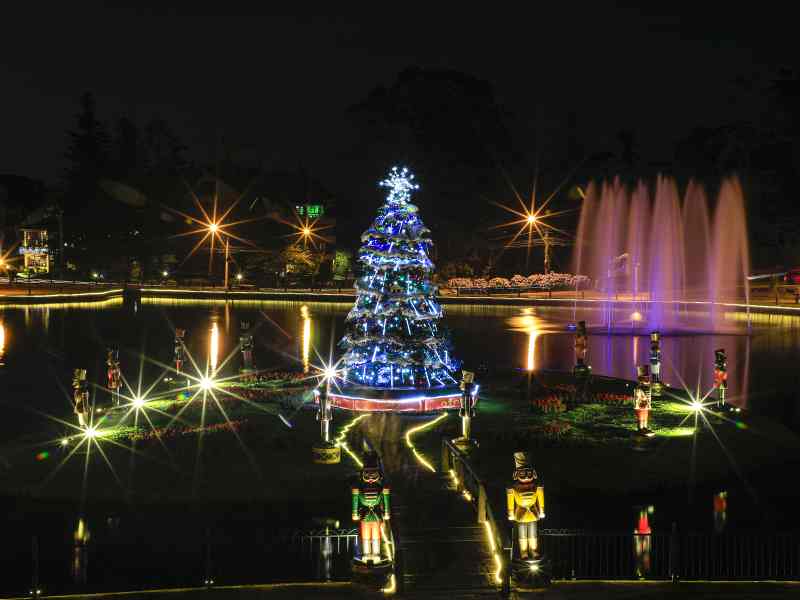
[340,167,460,389]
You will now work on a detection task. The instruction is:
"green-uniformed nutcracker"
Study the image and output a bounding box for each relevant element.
[352,453,391,564]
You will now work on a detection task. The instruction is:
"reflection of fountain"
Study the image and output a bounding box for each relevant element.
[573,176,750,332]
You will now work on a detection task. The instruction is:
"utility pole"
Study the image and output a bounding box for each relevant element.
[224,239,229,289]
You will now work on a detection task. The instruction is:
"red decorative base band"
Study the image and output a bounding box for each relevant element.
[327,386,462,413]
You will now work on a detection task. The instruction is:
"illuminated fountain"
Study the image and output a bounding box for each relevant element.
[573,176,750,332]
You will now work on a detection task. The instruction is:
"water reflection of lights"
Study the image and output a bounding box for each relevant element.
[209,322,219,375]
[404,413,447,472]
[301,305,311,373]
[0,322,5,362]
[333,413,368,467]
[526,329,538,371]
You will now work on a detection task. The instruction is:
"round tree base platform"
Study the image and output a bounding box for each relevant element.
[327,384,462,413]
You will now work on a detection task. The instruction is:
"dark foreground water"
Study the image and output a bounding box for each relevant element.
[1,297,799,591]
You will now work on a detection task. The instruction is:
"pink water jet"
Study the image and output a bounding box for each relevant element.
[572,176,750,332]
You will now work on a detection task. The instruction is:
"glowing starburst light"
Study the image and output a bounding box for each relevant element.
[490,170,575,268]
[281,215,334,249]
[132,395,146,409]
[166,184,266,274]
[199,376,214,391]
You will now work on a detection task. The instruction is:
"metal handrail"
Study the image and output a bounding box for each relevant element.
[441,438,507,589]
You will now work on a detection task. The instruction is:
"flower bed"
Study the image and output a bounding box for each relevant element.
[530,384,631,412]
[447,273,589,291]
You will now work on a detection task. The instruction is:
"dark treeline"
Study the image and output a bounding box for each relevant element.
[54,67,800,280]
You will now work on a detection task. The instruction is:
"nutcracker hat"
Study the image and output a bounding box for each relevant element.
[513,452,537,480]
[513,452,530,470]
[361,451,382,475]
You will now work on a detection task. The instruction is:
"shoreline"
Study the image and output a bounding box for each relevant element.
[2,284,800,317]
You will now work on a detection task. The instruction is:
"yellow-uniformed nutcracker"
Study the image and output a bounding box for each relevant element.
[506,452,545,560]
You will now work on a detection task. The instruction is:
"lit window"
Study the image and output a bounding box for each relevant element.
[306,204,324,218]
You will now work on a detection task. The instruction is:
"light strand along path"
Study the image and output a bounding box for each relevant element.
[354,413,496,598]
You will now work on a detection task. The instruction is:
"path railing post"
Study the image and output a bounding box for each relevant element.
[669,521,680,583]
[204,527,214,587]
[441,438,449,473]
[478,483,487,524]
[31,535,40,598]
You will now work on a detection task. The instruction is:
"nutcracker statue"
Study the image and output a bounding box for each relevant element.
[573,321,591,380]
[634,365,654,436]
[72,369,90,428]
[713,491,728,534]
[713,349,727,410]
[455,370,478,449]
[633,505,654,578]
[352,453,391,565]
[507,452,545,561]
[239,322,255,381]
[106,348,122,406]
[649,332,663,397]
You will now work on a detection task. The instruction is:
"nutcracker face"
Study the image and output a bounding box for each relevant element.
[362,468,381,484]
[515,468,535,483]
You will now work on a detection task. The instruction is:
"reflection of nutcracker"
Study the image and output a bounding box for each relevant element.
[351,453,391,564]
[240,322,254,380]
[573,321,591,379]
[106,348,122,405]
[713,349,727,409]
[634,365,652,434]
[634,506,653,578]
[174,329,186,375]
[72,369,90,428]
[71,516,90,584]
[506,452,545,560]
[649,332,662,397]
[713,491,728,534]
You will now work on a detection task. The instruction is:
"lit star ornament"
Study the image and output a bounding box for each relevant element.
[381,166,419,205]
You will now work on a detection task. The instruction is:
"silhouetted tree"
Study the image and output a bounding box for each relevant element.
[144,117,186,174]
[347,67,515,261]
[112,116,143,178]
[63,92,110,215]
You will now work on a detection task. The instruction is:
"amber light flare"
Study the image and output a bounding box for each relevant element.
[166,184,267,274]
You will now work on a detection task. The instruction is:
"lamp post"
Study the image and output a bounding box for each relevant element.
[454,370,478,450]
[313,374,341,464]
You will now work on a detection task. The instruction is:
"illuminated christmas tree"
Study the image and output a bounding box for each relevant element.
[340,167,460,391]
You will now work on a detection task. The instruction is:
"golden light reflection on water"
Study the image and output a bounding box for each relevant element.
[527,329,538,371]
[507,308,554,371]
[0,322,5,361]
[209,321,219,375]
[301,305,311,373]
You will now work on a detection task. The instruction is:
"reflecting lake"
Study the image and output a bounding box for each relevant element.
[3,298,800,435]
[1,298,799,591]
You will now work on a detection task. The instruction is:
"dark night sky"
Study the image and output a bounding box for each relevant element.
[2,3,795,191]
